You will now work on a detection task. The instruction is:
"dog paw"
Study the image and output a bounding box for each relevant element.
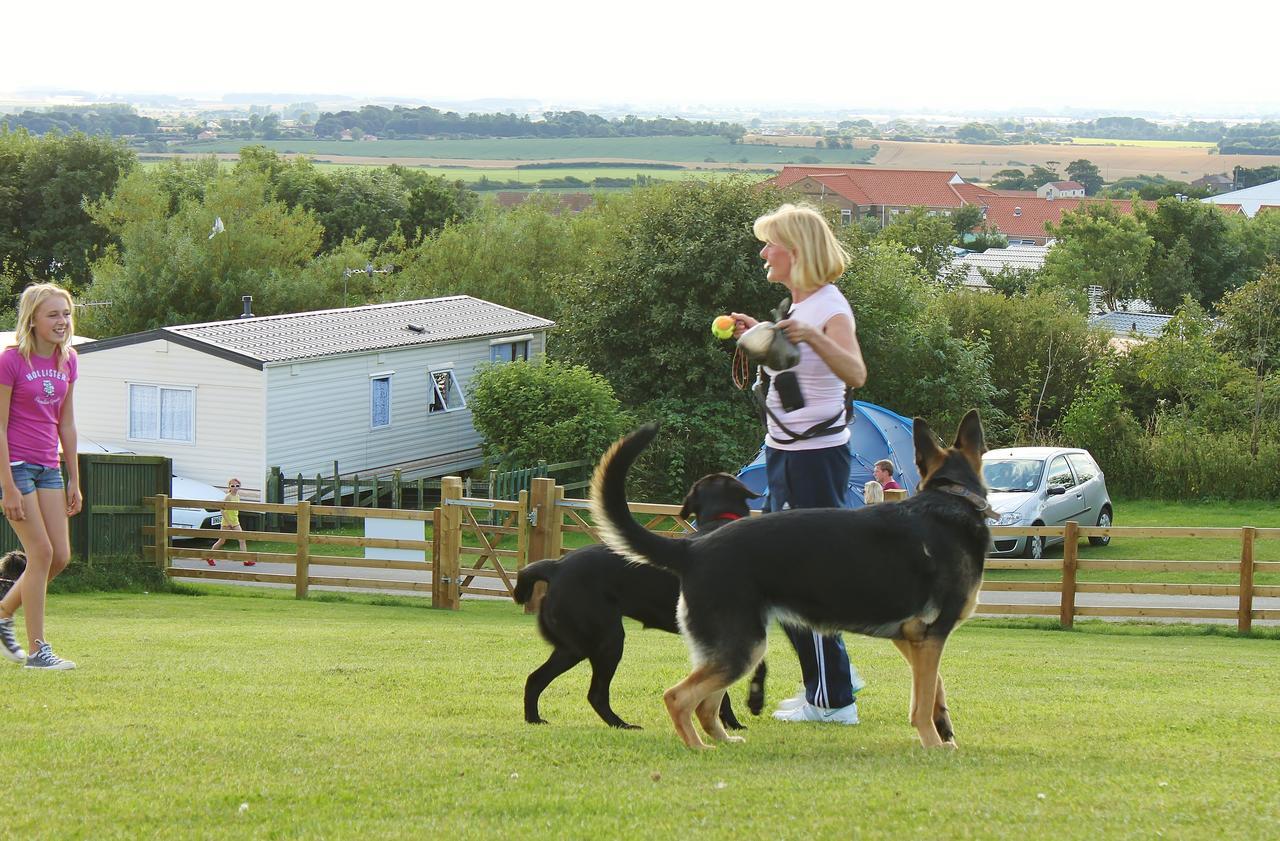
[619,723,642,731]
[721,735,746,744]
[525,717,549,725]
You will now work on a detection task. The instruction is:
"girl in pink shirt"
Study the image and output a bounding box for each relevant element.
[0,283,82,670]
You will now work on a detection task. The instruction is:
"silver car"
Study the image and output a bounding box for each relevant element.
[983,446,1112,558]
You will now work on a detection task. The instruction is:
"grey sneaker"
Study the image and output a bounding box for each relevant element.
[0,616,25,663]
[25,640,75,670]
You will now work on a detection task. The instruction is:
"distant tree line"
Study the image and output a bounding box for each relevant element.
[311,105,745,140]
[0,105,158,137]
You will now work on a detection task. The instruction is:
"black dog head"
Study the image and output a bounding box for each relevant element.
[679,473,759,529]
[0,550,26,599]
[913,409,987,494]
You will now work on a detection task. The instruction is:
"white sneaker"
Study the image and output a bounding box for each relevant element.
[0,617,25,663]
[774,687,808,713]
[772,701,859,725]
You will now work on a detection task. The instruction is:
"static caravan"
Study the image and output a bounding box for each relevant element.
[74,296,554,499]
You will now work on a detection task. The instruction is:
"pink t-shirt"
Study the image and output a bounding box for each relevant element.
[1,347,77,468]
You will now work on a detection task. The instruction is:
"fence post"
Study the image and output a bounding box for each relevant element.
[516,488,530,571]
[154,494,169,571]
[267,467,282,531]
[523,477,560,614]
[393,469,403,510]
[884,488,908,502]
[1238,526,1256,634]
[1060,521,1079,629]
[295,500,311,599]
[435,477,462,610]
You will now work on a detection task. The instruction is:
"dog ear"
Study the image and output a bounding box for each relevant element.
[953,409,986,471]
[913,418,946,481]
[679,480,704,521]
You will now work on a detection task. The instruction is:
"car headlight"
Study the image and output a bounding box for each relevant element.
[996,511,1023,526]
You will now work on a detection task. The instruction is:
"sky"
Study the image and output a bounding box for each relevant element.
[5,0,1279,118]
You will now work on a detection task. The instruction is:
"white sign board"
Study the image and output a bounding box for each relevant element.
[364,517,427,562]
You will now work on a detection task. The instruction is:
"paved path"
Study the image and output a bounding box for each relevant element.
[171,558,1278,624]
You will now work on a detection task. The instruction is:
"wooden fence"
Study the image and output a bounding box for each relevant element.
[148,477,1280,630]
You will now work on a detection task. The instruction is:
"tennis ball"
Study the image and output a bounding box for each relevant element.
[711,315,735,340]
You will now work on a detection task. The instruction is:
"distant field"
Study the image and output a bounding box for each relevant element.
[167,136,875,166]
[1070,137,1218,149]
[871,139,1280,181]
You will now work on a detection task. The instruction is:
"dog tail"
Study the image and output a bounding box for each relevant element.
[590,424,692,575]
[513,558,560,605]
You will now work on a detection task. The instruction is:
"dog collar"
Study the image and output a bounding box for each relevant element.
[935,485,998,520]
[707,512,743,522]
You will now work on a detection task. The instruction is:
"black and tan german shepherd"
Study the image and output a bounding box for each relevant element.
[514,473,766,730]
[590,410,991,750]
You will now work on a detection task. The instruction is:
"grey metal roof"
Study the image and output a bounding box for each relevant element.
[168,296,554,364]
[949,244,1048,288]
[1089,311,1173,338]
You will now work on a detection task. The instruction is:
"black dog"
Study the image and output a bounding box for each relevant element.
[591,411,991,750]
[0,551,25,599]
[514,473,766,730]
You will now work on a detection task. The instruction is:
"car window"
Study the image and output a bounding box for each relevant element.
[1046,456,1076,490]
[982,459,1044,491]
[1066,453,1098,484]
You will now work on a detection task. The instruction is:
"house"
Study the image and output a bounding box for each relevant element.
[1202,178,1280,217]
[1089,311,1174,352]
[1191,173,1234,195]
[1036,181,1086,200]
[73,296,554,498]
[767,166,1149,245]
[769,166,991,227]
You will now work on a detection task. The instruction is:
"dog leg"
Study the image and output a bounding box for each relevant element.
[664,668,733,750]
[892,639,920,725]
[586,629,638,729]
[717,693,744,731]
[905,639,949,749]
[746,660,768,716]
[933,672,956,746]
[524,647,584,725]
[697,691,744,744]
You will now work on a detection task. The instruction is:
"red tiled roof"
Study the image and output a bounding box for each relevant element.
[977,196,1155,239]
[772,166,996,209]
[1209,203,1243,215]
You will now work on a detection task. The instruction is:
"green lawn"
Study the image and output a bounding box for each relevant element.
[166,136,876,166]
[7,591,1278,838]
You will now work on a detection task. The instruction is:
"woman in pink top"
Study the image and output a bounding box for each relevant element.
[0,283,82,670]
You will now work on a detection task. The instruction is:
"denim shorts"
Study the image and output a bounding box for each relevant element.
[8,462,65,495]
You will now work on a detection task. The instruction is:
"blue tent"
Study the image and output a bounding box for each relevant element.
[735,401,919,510]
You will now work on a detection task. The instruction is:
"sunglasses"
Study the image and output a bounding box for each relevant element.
[229,484,241,488]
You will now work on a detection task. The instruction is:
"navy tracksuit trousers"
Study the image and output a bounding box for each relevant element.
[765,443,863,710]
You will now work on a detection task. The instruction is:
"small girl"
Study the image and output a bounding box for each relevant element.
[0,282,82,669]
[207,478,253,566]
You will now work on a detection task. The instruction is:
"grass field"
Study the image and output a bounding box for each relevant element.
[8,590,1277,838]
[165,136,876,166]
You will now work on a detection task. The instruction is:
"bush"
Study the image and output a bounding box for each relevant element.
[50,558,172,593]
[467,359,631,469]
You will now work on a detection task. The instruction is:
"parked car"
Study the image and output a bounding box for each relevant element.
[983,447,1112,559]
[77,439,223,533]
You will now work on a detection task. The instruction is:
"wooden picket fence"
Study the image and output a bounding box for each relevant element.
[147,477,1280,629]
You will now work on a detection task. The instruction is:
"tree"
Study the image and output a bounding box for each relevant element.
[82,166,328,336]
[553,178,786,499]
[1137,196,1246,310]
[878,206,957,279]
[1066,159,1104,196]
[989,168,1032,190]
[1042,203,1153,311]
[0,128,135,294]
[467,360,631,468]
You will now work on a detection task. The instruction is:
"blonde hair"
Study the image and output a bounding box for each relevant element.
[14,283,75,371]
[752,203,849,292]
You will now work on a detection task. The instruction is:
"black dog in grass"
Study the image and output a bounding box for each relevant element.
[514,473,767,730]
[0,551,25,599]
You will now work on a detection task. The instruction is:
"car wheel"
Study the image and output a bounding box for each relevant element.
[1023,530,1044,560]
[1089,509,1112,546]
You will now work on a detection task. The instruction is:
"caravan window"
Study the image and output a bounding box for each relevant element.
[128,384,195,443]
[370,375,392,429]
[429,370,465,413]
